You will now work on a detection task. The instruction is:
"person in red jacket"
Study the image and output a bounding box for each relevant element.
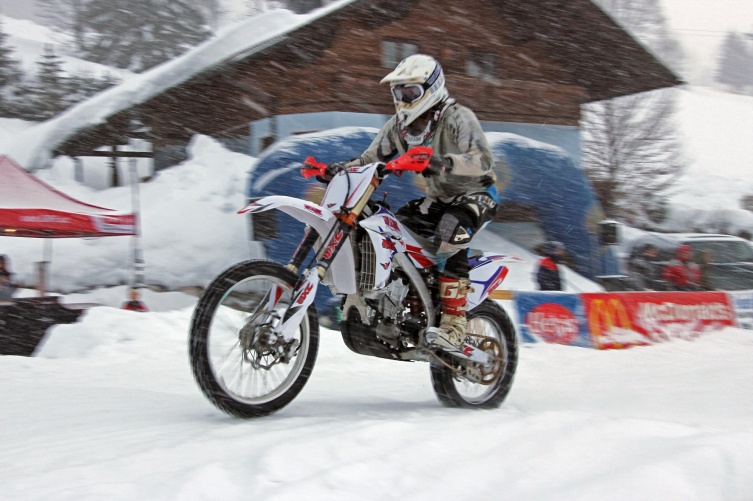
[122,288,149,312]
[662,244,701,291]
[535,241,566,291]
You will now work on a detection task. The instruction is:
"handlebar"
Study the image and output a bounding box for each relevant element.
[300,146,433,179]
[384,146,433,174]
[301,157,328,179]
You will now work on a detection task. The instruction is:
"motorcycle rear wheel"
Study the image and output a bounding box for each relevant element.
[189,260,319,418]
[430,300,518,409]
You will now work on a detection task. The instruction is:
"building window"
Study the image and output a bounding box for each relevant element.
[466,51,497,79]
[381,40,419,68]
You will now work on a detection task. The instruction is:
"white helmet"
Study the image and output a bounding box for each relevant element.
[381,54,449,128]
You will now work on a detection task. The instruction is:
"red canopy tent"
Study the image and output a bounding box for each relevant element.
[0,155,137,296]
[0,155,139,351]
[0,155,136,238]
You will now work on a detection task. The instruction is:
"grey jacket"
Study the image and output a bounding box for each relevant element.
[348,101,497,201]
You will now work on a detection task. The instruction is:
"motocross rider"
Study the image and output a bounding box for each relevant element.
[323,54,499,351]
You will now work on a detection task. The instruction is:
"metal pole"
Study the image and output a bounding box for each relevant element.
[74,157,84,183]
[110,146,119,187]
[38,239,52,297]
[129,158,145,290]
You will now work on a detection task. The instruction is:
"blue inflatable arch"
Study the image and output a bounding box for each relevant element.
[246,127,603,280]
[487,132,603,278]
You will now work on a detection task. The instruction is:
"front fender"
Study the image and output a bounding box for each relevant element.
[239,196,335,237]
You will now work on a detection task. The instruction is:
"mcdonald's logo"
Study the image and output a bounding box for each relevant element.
[588,298,632,340]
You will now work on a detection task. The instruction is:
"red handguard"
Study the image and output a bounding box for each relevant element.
[301,156,328,178]
[385,146,433,174]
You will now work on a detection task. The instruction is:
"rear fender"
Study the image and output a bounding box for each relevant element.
[467,252,522,309]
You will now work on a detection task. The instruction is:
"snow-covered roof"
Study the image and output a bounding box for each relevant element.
[0,0,678,171]
[0,1,359,170]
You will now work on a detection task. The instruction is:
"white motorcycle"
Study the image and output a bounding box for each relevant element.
[189,146,518,418]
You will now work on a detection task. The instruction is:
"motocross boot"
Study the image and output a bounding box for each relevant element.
[426,275,471,350]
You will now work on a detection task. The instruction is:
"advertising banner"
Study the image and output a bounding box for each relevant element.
[581,292,736,349]
[514,292,591,347]
[729,291,753,330]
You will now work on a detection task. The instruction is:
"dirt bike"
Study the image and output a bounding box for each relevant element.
[189,146,518,418]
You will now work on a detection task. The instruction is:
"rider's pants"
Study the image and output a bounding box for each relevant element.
[396,189,498,279]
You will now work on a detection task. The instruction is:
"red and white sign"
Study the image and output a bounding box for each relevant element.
[582,292,735,349]
[524,303,580,345]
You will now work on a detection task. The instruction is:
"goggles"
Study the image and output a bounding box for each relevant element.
[390,83,426,105]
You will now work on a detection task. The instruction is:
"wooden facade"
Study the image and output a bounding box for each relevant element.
[54,0,679,157]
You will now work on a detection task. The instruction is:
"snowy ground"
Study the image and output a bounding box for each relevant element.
[2,9,753,499]
[2,84,753,501]
[2,292,753,500]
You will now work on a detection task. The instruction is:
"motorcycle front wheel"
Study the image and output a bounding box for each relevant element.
[430,299,518,409]
[189,260,319,418]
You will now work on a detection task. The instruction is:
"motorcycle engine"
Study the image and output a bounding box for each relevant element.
[377,277,410,319]
[352,229,417,342]
[340,274,412,358]
[373,276,410,341]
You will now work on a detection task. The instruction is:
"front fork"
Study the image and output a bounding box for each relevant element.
[277,181,378,340]
[286,226,319,273]
[274,219,353,339]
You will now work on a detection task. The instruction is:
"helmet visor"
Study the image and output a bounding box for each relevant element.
[391,83,425,104]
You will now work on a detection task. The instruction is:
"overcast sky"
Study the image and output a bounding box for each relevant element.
[660,0,753,81]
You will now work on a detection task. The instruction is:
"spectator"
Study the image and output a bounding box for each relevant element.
[697,250,715,291]
[122,288,148,312]
[0,254,18,300]
[662,244,701,291]
[630,244,661,290]
[536,241,566,291]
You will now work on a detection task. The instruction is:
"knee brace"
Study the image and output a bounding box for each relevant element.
[436,210,474,246]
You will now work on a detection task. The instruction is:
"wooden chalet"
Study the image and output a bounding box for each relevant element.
[52,0,680,172]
